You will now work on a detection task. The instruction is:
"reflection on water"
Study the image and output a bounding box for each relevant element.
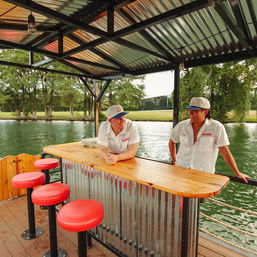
[202,123,257,254]
[0,120,256,252]
[0,120,94,156]
[137,121,172,162]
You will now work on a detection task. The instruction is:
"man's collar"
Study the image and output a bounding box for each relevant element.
[106,121,112,134]
[189,117,209,127]
[203,118,210,127]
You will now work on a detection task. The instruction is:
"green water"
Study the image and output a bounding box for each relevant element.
[0,120,256,253]
[0,120,94,156]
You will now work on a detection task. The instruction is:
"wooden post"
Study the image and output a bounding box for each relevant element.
[94,80,99,137]
[29,52,33,65]
[173,65,180,127]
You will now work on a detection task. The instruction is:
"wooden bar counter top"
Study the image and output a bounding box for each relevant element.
[43,142,229,199]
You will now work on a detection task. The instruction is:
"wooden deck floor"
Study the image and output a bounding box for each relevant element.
[0,195,247,257]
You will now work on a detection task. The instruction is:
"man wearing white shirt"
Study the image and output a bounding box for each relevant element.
[97,105,139,165]
[169,97,250,183]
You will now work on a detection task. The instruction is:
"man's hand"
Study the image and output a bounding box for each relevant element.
[99,143,138,165]
[236,172,250,183]
[219,146,250,184]
[105,153,118,165]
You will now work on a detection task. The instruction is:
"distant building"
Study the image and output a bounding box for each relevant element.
[141,95,172,110]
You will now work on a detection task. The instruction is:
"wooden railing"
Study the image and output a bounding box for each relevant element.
[0,154,41,200]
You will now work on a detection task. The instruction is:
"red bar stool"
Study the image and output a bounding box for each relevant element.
[34,158,59,184]
[12,172,45,240]
[57,199,104,257]
[32,183,70,257]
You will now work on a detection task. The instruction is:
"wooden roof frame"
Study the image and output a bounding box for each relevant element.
[0,0,256,81]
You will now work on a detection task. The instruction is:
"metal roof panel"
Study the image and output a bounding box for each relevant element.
[0,0,256,79]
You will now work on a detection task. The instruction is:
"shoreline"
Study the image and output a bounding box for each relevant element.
[1,117,257,123]
[0,117,173,122]
[0,110,256,123]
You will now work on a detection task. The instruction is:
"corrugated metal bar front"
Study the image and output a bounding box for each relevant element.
[187,197,199,256]
[62,158,198,257]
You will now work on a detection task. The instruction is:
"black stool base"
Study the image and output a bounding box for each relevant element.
[43,248,67,257]
[21,227,44,240]
[40,205,48,210]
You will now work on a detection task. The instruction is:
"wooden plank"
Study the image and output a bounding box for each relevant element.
[0,158,5,201]
[17,153,41,173]
[12,196,50,240]
[198,235,246,257]
[0,156,17,200]
[0,199,49,257]
[0,237,12,257]
[0,196,247,257]
[198,244,225,257]
[0,209,30,256]
[57,222,77,246]
[0,154,40,201]
[17,154,41,195]
[8,196,50,238]
[43,142,230,198]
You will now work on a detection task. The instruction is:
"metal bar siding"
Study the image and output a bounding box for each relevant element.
[62,159,198,257]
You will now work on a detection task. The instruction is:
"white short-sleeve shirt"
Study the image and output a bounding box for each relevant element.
[97,119,140,154]
[170,119,230,173]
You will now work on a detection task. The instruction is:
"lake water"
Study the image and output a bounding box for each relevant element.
[0,120,256,254]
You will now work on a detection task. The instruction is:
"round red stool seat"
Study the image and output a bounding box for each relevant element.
[34,158,59,170]
[57,199,104,232]
[12,172,45,189]
[32,183,70,206]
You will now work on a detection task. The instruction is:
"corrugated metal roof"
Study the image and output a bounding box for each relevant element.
[0,0,257,79]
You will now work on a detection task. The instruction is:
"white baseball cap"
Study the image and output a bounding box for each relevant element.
[106,105,128,119]
[185,97,210,110]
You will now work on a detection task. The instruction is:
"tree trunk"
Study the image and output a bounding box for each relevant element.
[42,82,50,120]
[47,90,54,119]
[83,95,88,119]
[22,103,26,118]
[31,111,37,120]
[109,92,113,106]
[31,86,37,120]
[69,95,74,120]
[15,109,21,119]
[88,96,94,120]
[44,104,50,120]
[21,85,27,119]
[48,105,53,117]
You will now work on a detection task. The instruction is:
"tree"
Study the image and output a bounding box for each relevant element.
[77,78,94,119]
[0,50,40,118]
[250,86,257,110]
[38,70,63,120]
[179,67,207,119]
[0,50,147,119]
[179,60,257,122]
[103,76,145,110]
[60,76,82,120]
[0,50,89,119]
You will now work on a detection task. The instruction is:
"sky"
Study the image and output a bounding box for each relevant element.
[144,70,174,98]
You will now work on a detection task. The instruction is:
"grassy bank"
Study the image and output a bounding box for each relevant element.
[0,110,256,122]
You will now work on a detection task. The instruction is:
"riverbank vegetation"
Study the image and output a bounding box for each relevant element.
[0,50,257,123]
[0,110,256,122]
[0,50,145,121]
